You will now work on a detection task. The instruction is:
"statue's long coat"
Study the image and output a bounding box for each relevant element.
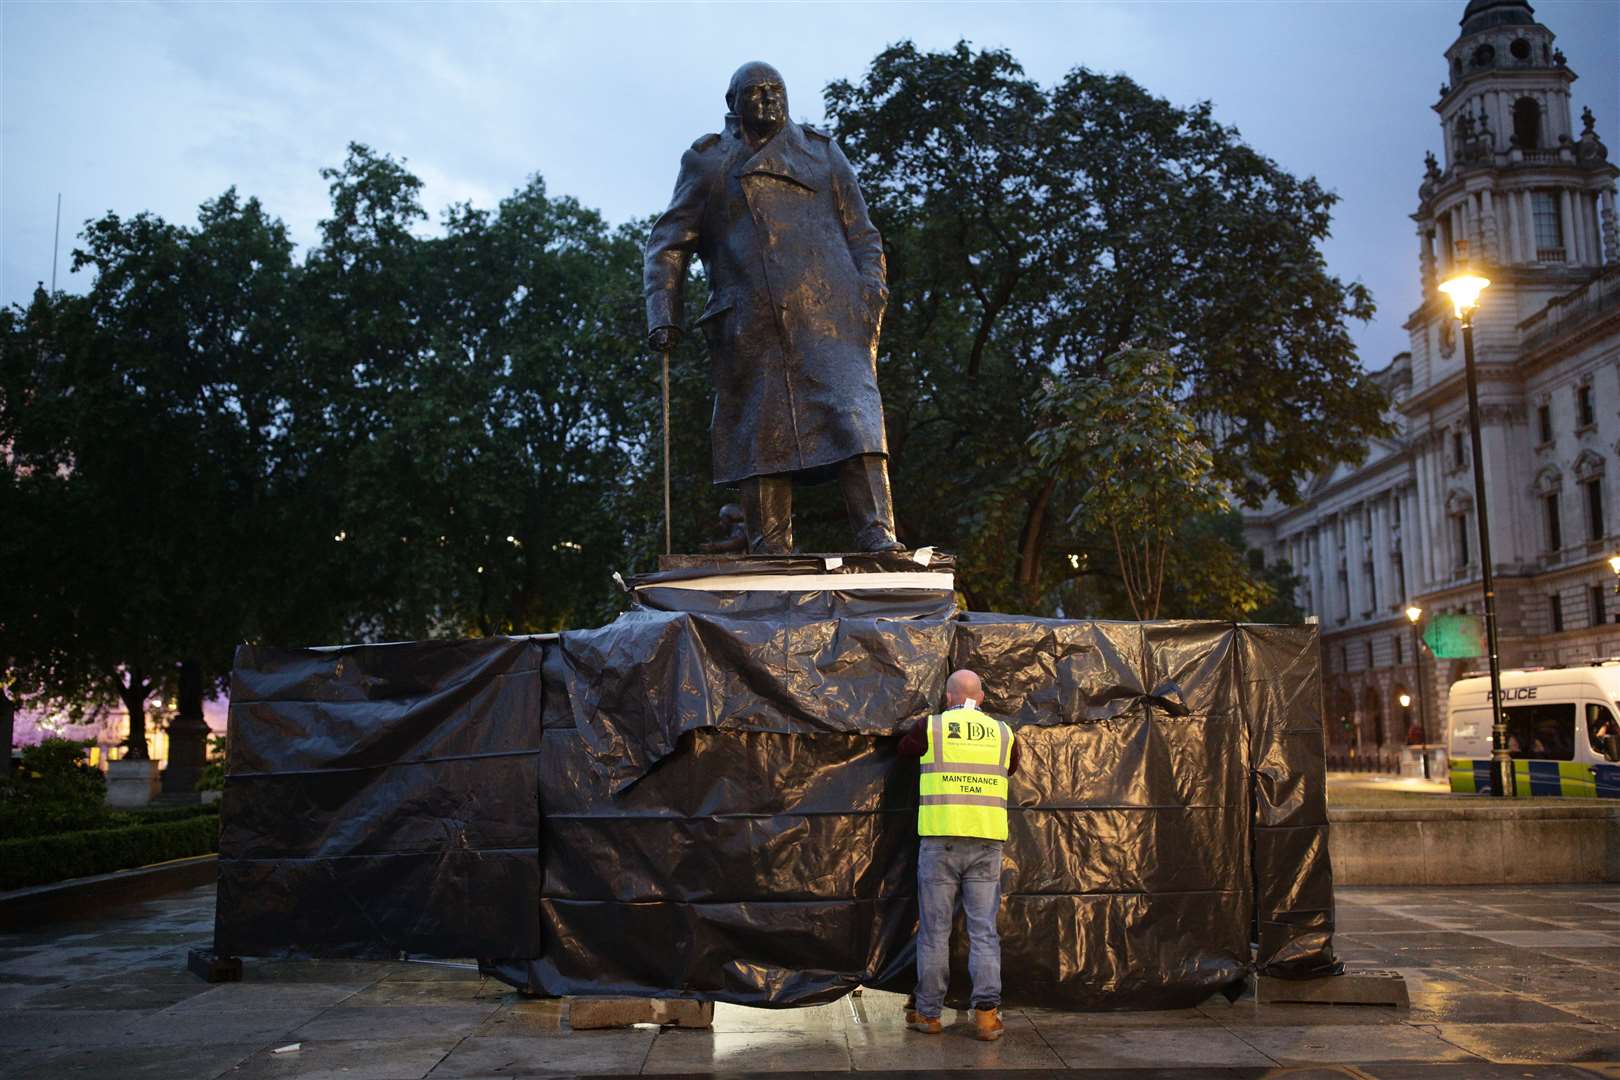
[645,118,889,485]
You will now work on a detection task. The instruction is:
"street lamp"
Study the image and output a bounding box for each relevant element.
[1608,553,1620,593]
[1439,248,1512,797]
[1404,604,1433,779]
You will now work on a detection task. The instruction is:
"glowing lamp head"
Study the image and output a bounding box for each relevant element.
[1438,269,1490,319]
[1398,692,1412,709]
[1608,554,1620,576]
[1405,604,1423,624]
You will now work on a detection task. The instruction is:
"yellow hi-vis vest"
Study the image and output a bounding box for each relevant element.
[918,707,1013,841]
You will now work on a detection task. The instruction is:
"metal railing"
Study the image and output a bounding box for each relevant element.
[1326,748,1403,774]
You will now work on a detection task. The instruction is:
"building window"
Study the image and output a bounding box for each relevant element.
[1364,560,1378,612]
[1550,592,1564,633]
[1340,645,1349,673]
[1513,97,1541,149]
[1394,634,1404,665]
[1533,191,1563,258]
[1585,478,1605,540]
[1577,385,1596,428]
[1336,517,1346,547]
[1591,585,1607,627]
[1338,568,1350,619]
[1393,551,1406,596]
[1366,640,1375,669]
[1544,493,1563,552]
[1538,403,1553,443]
[1453,513,1470,569]
[1452,429,1466,468]
[1392,497,1402,526]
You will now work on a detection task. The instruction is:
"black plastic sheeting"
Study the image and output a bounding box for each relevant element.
[216,587,1336,1010]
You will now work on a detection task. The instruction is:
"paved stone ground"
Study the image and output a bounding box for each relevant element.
[1,883,1618,1078]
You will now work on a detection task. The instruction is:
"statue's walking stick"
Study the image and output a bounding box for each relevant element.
[661,347,672,555]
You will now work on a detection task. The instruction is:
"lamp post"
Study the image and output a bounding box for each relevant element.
[1438,252,1513,797]
[1404,604,1433,779]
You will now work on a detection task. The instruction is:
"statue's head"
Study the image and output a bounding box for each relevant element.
[726,61,788,141]
[718,503,744,526]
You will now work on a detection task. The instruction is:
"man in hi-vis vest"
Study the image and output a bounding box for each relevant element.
[896,668,1019,1041]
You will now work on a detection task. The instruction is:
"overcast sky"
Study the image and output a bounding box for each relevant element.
[2,0,1615,369]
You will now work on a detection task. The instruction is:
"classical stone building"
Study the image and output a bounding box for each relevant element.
[1244,0,1619,763]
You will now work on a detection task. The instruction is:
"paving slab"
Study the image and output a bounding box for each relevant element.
[1470,930,1620,948]
[226,1036,463,1080]
[1358,1066,1609,1078]
[1203,1000,1409,1026]
[1228,1023,1485,1063]
[167,980,369,1012]
[425,1031,656,1077]
[1432,1022,1620,1063]
[0,1006,163,1046]
[126,1005,327,1047]
[475,999,569,1036]
[846,1015,1064,1070]
[1037,1026,1277,1069]
[342,977,513,1006]
[641,1029,854,1073]
[293,1003,503,1042]
[1404,990,1594,1024]
[21,978,212,1010]
[0,1040,260,1079]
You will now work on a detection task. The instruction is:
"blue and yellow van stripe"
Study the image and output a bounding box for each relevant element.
[1449,758,1620,797]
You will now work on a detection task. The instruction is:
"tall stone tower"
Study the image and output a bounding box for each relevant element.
[1404,0,1617,608]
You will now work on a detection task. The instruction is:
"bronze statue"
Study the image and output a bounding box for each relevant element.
[645,61,903,555]
[701,503,749,554]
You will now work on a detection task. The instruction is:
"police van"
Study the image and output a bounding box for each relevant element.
[1448,664,1620,797]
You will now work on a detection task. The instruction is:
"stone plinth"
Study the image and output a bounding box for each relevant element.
[105,758,160,808]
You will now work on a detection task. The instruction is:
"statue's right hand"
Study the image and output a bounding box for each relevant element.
[648,326,681,353]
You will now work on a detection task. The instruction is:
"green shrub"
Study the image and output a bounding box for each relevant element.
[196,734,227,793]
[0,813,220,891]
[0,739,109,839]
[111,803,220,827]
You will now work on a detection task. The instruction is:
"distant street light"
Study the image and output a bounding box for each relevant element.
[1404,604,1433,780]
[1398,691,1412,709]
[1609,553,1620,593]
[1439,247,1511,797]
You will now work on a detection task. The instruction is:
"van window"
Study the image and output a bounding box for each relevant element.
[1590,704,1620,762]
[1503,702,1575,760]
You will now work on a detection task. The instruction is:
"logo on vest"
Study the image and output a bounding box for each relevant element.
[967,721,991,741]
[947,721,962,739]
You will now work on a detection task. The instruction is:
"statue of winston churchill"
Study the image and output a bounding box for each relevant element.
[644,61,904,555]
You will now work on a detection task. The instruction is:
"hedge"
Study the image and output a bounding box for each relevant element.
[0,813,220,891]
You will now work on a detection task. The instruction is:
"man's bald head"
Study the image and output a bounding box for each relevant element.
[945,669,983,708]
[726,61,787,111]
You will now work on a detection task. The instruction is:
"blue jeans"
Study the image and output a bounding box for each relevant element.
[914,836,1003,1017]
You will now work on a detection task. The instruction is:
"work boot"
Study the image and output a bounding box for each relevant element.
[973,1007,1004,1042]
[906,1011,942,1035]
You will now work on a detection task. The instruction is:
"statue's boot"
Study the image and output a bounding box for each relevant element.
[841,454,905,553]
[742,474,794,555]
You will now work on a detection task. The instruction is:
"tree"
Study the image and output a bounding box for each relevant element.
[1032,348,1228,620]
[825,42,1390,612]
[2,191,307,757]
[295,147,654,638]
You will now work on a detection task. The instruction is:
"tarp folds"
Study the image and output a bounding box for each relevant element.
[217,610,1337,1009]
[216,638,544,958]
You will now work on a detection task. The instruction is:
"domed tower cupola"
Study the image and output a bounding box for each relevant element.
[1413,0,1616,302]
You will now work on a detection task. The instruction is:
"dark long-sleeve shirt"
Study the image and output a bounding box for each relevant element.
[896,713,1020,775]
